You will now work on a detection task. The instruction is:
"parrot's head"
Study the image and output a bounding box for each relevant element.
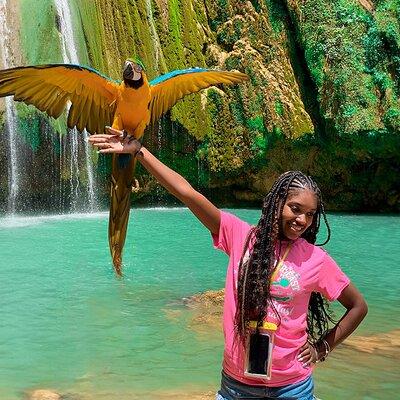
[123,59,146,88]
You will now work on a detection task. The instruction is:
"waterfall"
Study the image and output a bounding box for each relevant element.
[0,0,20,214]
[54,0,97,211]
[144,0,166,71]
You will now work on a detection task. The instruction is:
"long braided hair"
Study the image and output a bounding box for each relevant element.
[234,171,335,343]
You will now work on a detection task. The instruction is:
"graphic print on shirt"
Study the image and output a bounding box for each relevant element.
[237,252,301,323]
[271,263,301,303]
[268,262,301,323]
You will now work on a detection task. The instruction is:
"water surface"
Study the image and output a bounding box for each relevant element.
[0,209,398,399]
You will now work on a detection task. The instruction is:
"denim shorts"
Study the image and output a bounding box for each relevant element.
[216,370,315,400]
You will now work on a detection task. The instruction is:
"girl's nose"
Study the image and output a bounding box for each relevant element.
[296,214,306,225]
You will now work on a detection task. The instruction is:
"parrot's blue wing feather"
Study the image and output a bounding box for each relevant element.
[149,68,208,86]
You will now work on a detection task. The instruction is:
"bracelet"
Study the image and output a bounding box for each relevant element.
[127,136,143,158]
[315,339,330,363]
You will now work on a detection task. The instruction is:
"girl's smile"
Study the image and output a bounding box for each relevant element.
[281,189,318,240]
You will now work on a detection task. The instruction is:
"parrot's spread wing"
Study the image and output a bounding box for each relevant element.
[0,64,120,134]
[149,68,248,124]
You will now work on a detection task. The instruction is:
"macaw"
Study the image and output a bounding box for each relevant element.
[0,59,248,275]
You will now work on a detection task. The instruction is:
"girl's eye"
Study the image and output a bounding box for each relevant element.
[290,206,299,213]
[307,212,315,217]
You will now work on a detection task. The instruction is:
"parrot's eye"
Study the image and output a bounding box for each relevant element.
[133,65,142,73]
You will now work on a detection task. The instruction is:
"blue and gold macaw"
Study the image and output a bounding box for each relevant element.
[0,59,248,275]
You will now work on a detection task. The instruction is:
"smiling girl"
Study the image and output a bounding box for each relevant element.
[89,129,368,400]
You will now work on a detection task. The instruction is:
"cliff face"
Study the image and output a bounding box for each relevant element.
[0,0,399,212]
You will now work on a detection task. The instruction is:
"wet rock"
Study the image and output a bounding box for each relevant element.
[28,390,62,400]
[186,289,225,308]
[343,329,400,355]
[185,289,225,331]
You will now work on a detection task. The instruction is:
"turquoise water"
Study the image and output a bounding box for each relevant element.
[0,209,399,399]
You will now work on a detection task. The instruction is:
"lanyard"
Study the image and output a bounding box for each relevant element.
[270,243,292,283]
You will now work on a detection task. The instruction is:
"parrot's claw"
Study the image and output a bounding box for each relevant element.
[127,135,137,144]
[131,178,140,193]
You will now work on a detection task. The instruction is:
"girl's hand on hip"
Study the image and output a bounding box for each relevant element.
[297,340,318,368]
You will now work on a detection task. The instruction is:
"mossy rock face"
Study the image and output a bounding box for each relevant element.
[201,0,314,173]
[287,0,400,134]
[0,0,399,212]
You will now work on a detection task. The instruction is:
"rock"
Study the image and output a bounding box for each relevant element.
[358,0,374,12]
[186,289,225,308]
[343,329,400,355]
[28,390,62,400]
[185,289,225,331]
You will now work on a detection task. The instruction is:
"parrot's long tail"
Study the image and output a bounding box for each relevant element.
[109,154,136,276]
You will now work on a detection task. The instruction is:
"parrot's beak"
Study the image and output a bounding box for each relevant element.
[123,61,142,81]
[123,61,134,80]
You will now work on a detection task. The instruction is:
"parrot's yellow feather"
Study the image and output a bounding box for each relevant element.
[149,70,248,125]
[0,64,120,135]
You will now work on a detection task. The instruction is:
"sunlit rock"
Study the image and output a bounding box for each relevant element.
[28,389,62,400]
[184,289,225,331]
[343,329,400,356]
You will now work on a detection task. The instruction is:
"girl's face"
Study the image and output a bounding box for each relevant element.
[281,189,318,240]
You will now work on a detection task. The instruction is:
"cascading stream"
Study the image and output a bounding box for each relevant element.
[0,0,20,214]
[144,0,166,71]
[54,0,97,212]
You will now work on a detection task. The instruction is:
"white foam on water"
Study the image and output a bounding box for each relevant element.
[0,208,191,228]
[0,211,109,228]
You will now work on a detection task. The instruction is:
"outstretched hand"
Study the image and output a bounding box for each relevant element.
[88,127,142,155]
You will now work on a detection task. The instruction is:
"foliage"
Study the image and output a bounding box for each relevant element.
[289,0,400,135]
[1,0,399,211]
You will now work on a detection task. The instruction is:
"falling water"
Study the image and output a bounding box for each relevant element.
[144,0,166,71]
[0,0,20,214]
[54,0,97,211]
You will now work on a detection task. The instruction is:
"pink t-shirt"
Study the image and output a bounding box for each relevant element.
[212,211,350,387]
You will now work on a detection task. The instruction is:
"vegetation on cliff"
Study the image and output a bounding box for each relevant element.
[0,0,398,212]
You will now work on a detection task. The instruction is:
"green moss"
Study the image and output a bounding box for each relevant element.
[247,116,265,133]
[75,2,108,73]
[249,0,262,13]
[19,0,62,63]
[162,0,185,68]
[264,0,286,33]
[255,128,400,211]
[383,108,400,131]
[288,0,400,134]
[209,0,230,31]
[229,89,246,127]
[274,100,284,116]
[15,104,41,151]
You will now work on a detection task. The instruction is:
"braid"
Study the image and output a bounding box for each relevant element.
[234,171,335,343]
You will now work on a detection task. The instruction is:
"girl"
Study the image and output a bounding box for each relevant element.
[89,129,367,400]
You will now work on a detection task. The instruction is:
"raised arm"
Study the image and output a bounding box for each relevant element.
[88,128,221,234]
